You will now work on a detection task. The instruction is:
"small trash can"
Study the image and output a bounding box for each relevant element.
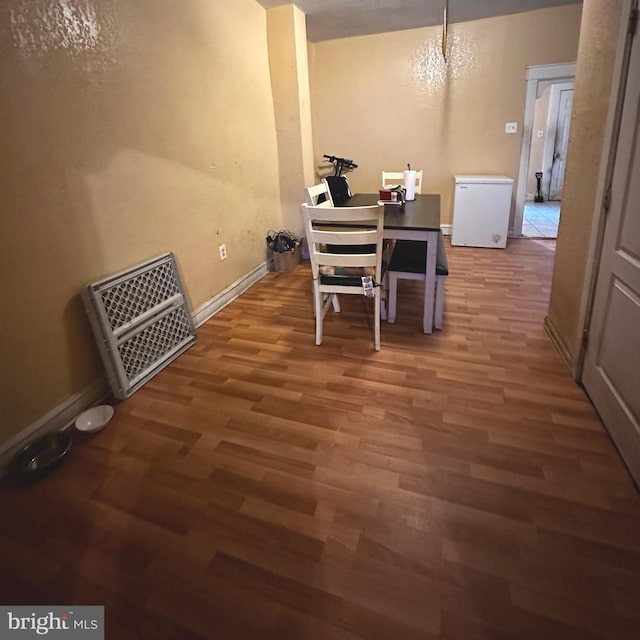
[273,247,301,272]
[266,230,301,273]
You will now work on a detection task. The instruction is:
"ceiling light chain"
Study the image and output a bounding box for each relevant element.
[442,0,449,63]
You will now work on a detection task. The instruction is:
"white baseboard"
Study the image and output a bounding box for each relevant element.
[0,376,109,477]
[192,261,269,327]
[0,261,269,476]
[440,224,452,236]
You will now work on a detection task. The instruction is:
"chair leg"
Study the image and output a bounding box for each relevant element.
[387,272,398,323]
[374,290,381,351]
[314,285,323,345]
[331,294,341,313]
[434,276,445,330]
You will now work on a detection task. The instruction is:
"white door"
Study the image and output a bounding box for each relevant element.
[582,16,640,485]
[548,88,573,200]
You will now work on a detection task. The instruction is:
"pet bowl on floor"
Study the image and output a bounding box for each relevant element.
[75,405,114,433]
[12,431,72,476]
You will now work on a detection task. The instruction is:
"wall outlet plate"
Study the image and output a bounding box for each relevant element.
[505,122,518,134]
[219,244,227,260]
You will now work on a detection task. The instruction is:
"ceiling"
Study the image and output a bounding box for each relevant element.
[256,0,581,42]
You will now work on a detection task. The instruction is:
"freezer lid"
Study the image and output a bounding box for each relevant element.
[454,175,514,184]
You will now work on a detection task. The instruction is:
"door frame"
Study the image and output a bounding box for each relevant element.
[513,63,576,237]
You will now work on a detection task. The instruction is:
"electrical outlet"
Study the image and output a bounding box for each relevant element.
[505,122,518,134]
[218,244,227,261]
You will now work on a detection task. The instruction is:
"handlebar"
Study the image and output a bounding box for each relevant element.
[323,154,358,176]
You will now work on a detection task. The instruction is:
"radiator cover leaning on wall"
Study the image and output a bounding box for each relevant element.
[83,253,196,400]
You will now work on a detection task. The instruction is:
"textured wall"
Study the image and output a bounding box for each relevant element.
[267,5,315,237]
[308,5,582,226]
[0,0,283,443]
[547,0,625,369]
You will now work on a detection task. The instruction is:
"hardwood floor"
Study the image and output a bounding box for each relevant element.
[2,238,639,639]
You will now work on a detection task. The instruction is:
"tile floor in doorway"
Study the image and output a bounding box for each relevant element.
[522,201,560,238]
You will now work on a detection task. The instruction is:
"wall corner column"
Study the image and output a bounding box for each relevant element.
[267,5,315,238]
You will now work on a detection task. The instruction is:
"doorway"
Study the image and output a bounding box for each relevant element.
[514,63,576,238]
[521,80,574,238]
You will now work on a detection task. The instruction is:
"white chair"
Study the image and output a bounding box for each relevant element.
[301,202,385,350]
[305,181,335,207]
[382,170,423,194]
[386,234,449,330]
[305,179,379,315]
[305,182,339,309]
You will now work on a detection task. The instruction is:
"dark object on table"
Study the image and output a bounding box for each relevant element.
[323,154,357,205]
[326,176,352,205]
[12,431,72,476]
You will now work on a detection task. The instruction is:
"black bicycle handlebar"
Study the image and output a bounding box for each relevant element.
[323,154,358,176]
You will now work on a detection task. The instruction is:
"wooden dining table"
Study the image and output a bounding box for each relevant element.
[340,193,442,334]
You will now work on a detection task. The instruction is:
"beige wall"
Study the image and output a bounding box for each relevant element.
[308,5,582,226]
[547,0,626,372]
[0,0,283,444]
[268,5,315,237]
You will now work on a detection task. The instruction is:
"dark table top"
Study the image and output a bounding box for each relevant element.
[341,193,441,231]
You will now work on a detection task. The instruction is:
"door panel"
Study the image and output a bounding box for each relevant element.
[619,125,640,254]
[597,280,640,421]
[549,88,573,200]
[583,18,640,485]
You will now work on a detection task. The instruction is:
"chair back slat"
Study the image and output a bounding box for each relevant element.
[311,229,378,246]
[381,171,404,186]
[382,170,423,194]
[301,203,384,282]
[304,205,380,224]
[305,182,334,207]
[313,253,378,269]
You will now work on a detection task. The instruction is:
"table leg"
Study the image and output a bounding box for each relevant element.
[422,231,438,334]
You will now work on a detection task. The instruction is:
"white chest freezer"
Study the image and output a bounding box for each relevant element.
[451,175,514,248]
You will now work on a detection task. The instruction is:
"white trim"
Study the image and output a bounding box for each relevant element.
[440,224,452,236]
[192,261,269,327]
[514,62,576,238]
[526,62,576,81]
[0,377,109,477]
[1,262,269,476]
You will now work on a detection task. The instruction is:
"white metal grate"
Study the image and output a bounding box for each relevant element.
[83,253,196,399]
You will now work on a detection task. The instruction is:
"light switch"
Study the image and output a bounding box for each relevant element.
[505,122,518,134]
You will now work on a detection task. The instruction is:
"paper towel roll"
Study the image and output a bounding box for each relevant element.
[404,170,417,201]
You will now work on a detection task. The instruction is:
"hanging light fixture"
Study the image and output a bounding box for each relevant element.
[442,0,449,63]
